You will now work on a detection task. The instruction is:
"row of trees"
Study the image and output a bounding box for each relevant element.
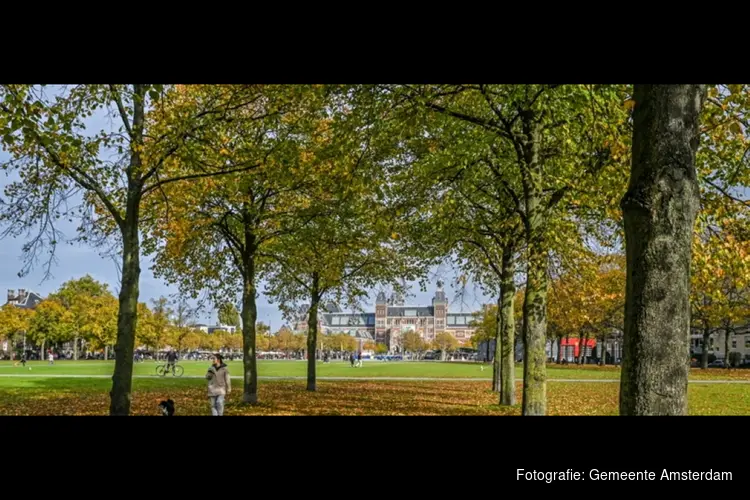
[0,276,251,357]
[2,84,749,416]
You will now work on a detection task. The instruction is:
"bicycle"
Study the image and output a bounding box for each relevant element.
[156,363,184,377]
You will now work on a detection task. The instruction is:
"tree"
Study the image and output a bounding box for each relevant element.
[275,329,304,356]
[547,253,626,366]
[223,332,243,352]
[144,297,173,353]
[363,341,376,351]
[49,275,112,360]
[690,219,750,368]
[381,84,629,415]
[262,95,422,392]
[619,85,706,416]
[168,299,197,353]
[434,332,458,360]
[79,294,119,358]
[256,322,270,337]
[144,85,328,405]
[181,329,203,352]
[27,299,75,352]
[374,343,388,355]
[0,304,35,355]
[0,85,284,415]
[218,302,241,329]
[200,330,223,352]
[400,330,424,355]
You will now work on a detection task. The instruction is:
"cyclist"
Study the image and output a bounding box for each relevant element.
[165,349,179,375]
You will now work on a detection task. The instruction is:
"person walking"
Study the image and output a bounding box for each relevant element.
[349,353,355,368]
[356,351,363,368]
[48,350,54,365]
[206,354,231,416]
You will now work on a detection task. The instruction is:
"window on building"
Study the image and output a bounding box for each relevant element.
[746,336,750,349]
[387,319,392,326]
[732,339,737,349]
[456,332,465,338]
[710,338,715,348]
[405,309,416,316]
[447,316,456,325]
[332,316,340,326]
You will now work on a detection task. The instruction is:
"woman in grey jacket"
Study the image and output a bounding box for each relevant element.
[206,354,231,416]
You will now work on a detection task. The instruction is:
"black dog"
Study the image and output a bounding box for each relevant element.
[158,399,175,416]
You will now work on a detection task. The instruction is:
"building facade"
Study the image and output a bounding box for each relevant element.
[293,282,479,351]
[194,324,238,334]
[690,325,750,362]
[2,289,44,354]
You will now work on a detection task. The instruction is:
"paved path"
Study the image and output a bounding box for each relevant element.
[0,373,748,384]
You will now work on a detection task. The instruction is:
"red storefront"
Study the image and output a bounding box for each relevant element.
[560,337,597,358]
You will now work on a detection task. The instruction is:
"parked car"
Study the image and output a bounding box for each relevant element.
[708,359,725,368]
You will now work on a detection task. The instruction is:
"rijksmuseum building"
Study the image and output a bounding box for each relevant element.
[293,282,479,351]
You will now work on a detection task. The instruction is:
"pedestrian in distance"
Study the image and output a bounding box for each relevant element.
[206,353,231,416]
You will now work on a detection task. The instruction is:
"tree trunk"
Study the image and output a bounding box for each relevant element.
[724,323,731,369]
[577,331,585,365]
[74,334,79,361]
[41,339,45,362]
[499,245,516,406]
[104,345,108,361]
[701,323,710,369]
[599,337,606,366]
[557,337,562,364]
[307,272,320,392]
[109,209,142,416]
[522,233,548,415]
[241,239,259,405]
[619,84,705,416]
[517,114,549,416]
[492,294,502,393]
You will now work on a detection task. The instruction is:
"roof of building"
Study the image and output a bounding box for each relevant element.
[9,291,44,310]
[322,312,375,327]
[387,306,434,317]
[446,312,476,327]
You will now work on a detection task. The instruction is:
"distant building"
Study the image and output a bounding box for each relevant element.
[6,289,43,310]
[293,281,480,352]
[690,325,750,363]
[194,324,237,334]
[2,289,44,354]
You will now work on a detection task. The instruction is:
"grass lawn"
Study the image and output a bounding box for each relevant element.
[2,359,750,380]
[0,376,748,415]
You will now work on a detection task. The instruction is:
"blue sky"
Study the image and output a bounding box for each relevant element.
[0,87,489,329]
[0,166,487,327]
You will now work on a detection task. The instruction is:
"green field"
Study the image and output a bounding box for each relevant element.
[0,374,749,416]
[1,360,750,415]
[0,359,748,381]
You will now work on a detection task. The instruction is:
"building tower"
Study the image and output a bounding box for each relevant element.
[432,280,448,333]
[375,291,388,345]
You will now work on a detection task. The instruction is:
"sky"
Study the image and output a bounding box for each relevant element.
[0,170,489,327]
[0,90,489,328]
